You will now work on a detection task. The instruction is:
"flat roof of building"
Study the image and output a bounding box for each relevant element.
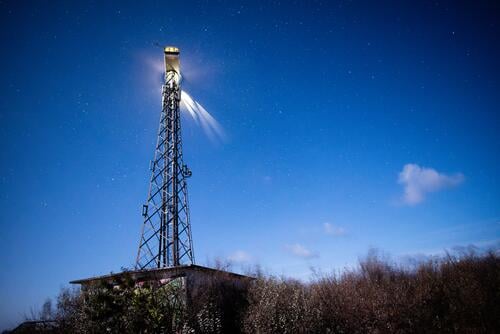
[70,264,251,285]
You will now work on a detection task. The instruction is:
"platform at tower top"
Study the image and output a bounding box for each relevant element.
[70,264,252,289]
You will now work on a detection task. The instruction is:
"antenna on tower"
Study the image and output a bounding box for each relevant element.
[135,46,195,269]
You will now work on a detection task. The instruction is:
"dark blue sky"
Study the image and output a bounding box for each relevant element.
[0,0,499,329]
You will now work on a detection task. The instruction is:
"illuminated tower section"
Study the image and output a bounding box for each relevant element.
[136,46,194,269]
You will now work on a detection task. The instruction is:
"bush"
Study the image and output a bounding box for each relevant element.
[244,250,500,334]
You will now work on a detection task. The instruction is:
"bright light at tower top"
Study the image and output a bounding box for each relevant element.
[156,45,226,143]
[164,46,179,54]
[164,45,180,84]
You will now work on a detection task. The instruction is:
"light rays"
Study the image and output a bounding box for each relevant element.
[180,90,226,143]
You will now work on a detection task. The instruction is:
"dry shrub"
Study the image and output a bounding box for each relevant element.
[244,250,500,334]
[244,277,320,333]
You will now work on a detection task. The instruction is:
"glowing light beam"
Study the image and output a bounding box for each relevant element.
[180,90,226,143]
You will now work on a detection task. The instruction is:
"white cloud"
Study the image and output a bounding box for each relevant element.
[285,243,318,259]
[398,163,464,205]
[227,250,252,264]
[323,223,346,236]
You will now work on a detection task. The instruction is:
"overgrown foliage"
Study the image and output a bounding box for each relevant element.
[22,250,499,333]
[50,275,187,333]
[244,250,500,334]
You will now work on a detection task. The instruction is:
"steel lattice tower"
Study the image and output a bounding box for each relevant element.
[136,46,194,269]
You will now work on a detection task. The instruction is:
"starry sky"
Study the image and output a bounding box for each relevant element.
[0,0,499,330]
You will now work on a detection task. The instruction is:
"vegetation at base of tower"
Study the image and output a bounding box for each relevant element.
[21,249,499,334]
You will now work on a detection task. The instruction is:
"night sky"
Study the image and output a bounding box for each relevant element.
[1,0,499,329]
